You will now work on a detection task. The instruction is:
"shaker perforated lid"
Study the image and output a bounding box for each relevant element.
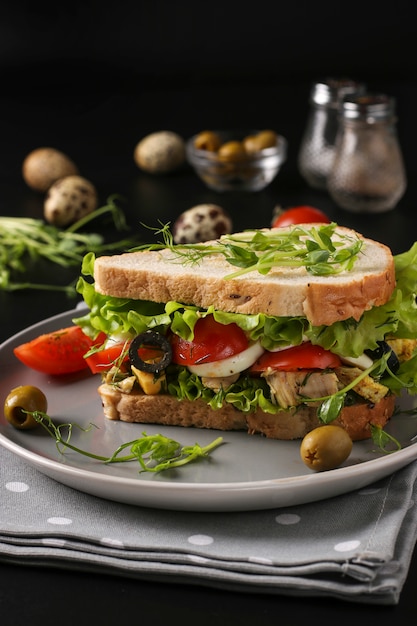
[341,94,396,121]
[310,78,365,107]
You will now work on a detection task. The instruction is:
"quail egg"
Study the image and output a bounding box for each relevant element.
[134,131,186,174]
[173,204,233,244]
[22,147,79,192]
[44,175,98,227]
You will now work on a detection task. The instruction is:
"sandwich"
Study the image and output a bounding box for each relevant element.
[74,222,417,441]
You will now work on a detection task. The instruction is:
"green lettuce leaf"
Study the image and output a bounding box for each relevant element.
[167,367,279,414]
[390,242,417,338]
[74,245,417,355]
[382,352,417,395]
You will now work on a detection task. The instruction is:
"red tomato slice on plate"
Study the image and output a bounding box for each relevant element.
[250,342,341,372]
[171,315,248,366]
[272,206,331,228]
[13,326,98,375]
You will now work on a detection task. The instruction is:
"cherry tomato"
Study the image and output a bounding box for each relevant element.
[171,315,248,366]
[14,326,98,375]
[272,206,331,228]
[250,342,341,373]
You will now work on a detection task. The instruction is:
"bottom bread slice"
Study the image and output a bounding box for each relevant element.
[98,383,396,441]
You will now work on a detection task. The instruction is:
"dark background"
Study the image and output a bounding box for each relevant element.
[1,1,415,84]
[0,0,416,226]
[1,3,417,623]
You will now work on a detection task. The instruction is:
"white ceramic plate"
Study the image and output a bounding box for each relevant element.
[1,309,417,512]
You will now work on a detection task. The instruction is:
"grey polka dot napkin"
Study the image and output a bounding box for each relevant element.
[1,446,417,605]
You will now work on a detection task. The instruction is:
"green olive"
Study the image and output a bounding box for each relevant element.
[194,130,223,152]
[4,385,47,430]
[243,130,278,153]
[217,140,248,162]
[300,424,353,472]
[242,134,259,153]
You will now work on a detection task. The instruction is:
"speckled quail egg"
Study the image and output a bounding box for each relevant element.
[172,204,233,244]
[134,131,186,174]
[22,147,79,192]
[44,175,98,227]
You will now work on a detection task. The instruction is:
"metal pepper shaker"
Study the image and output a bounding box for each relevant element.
[298,78,366,189]
[327,94,407,213]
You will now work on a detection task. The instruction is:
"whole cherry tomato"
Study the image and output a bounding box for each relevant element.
[272,206,331,228]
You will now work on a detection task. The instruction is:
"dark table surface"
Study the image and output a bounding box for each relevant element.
[1,78,416,623]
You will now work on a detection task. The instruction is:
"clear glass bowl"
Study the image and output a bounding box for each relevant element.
[186,130,287,192]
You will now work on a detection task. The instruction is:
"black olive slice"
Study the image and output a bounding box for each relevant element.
[128,331,172,373]
[365,340,400,373]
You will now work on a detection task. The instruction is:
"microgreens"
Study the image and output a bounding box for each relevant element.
[307,352,403,452]
[135,221,363,278]
[0,195,137,295]
[28,411,223,473]
[369,425,401,453]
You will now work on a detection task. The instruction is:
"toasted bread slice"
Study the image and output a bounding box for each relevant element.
[98,383,396,441]
[94,225,395,326]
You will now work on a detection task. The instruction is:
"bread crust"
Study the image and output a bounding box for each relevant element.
[93,226,395,326]
[98,383,395,441]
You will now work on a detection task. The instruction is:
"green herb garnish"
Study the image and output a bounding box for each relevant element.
[29,411,223,473]
[0,195,137,295]
[369,425,401,453]
[309,352,403,452]
[136,221,363,278]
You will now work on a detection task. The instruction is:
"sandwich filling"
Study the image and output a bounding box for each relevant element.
[74,237,417,433]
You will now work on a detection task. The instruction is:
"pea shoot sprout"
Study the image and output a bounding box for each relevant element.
[0,195,138,295]
[134,221,363,278]
[27,411,224,473]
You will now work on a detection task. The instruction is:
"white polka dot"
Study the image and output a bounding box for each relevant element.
[5,481,30,492]
[42,538,66,547]
[334,540,361,552]
[187,534,214,546]
[248,556,274,565]
[47,517,73,526]
[100,537,125,548]
[358,487,381,496]
[275,513,301,525]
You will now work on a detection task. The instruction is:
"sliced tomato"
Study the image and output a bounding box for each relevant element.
[171,315,248,366]
[250,342,341,372]
[85,341,131,374]
[13,326,98,375]
[272,206,331,228]
[85,341,167,374]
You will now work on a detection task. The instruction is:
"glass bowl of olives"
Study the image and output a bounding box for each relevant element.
[186,129,287,192]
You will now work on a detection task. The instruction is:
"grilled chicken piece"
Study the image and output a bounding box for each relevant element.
[103,367,136,392]
[386,338,417,362]
[264,370,339,409]
[336,366,389,403]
